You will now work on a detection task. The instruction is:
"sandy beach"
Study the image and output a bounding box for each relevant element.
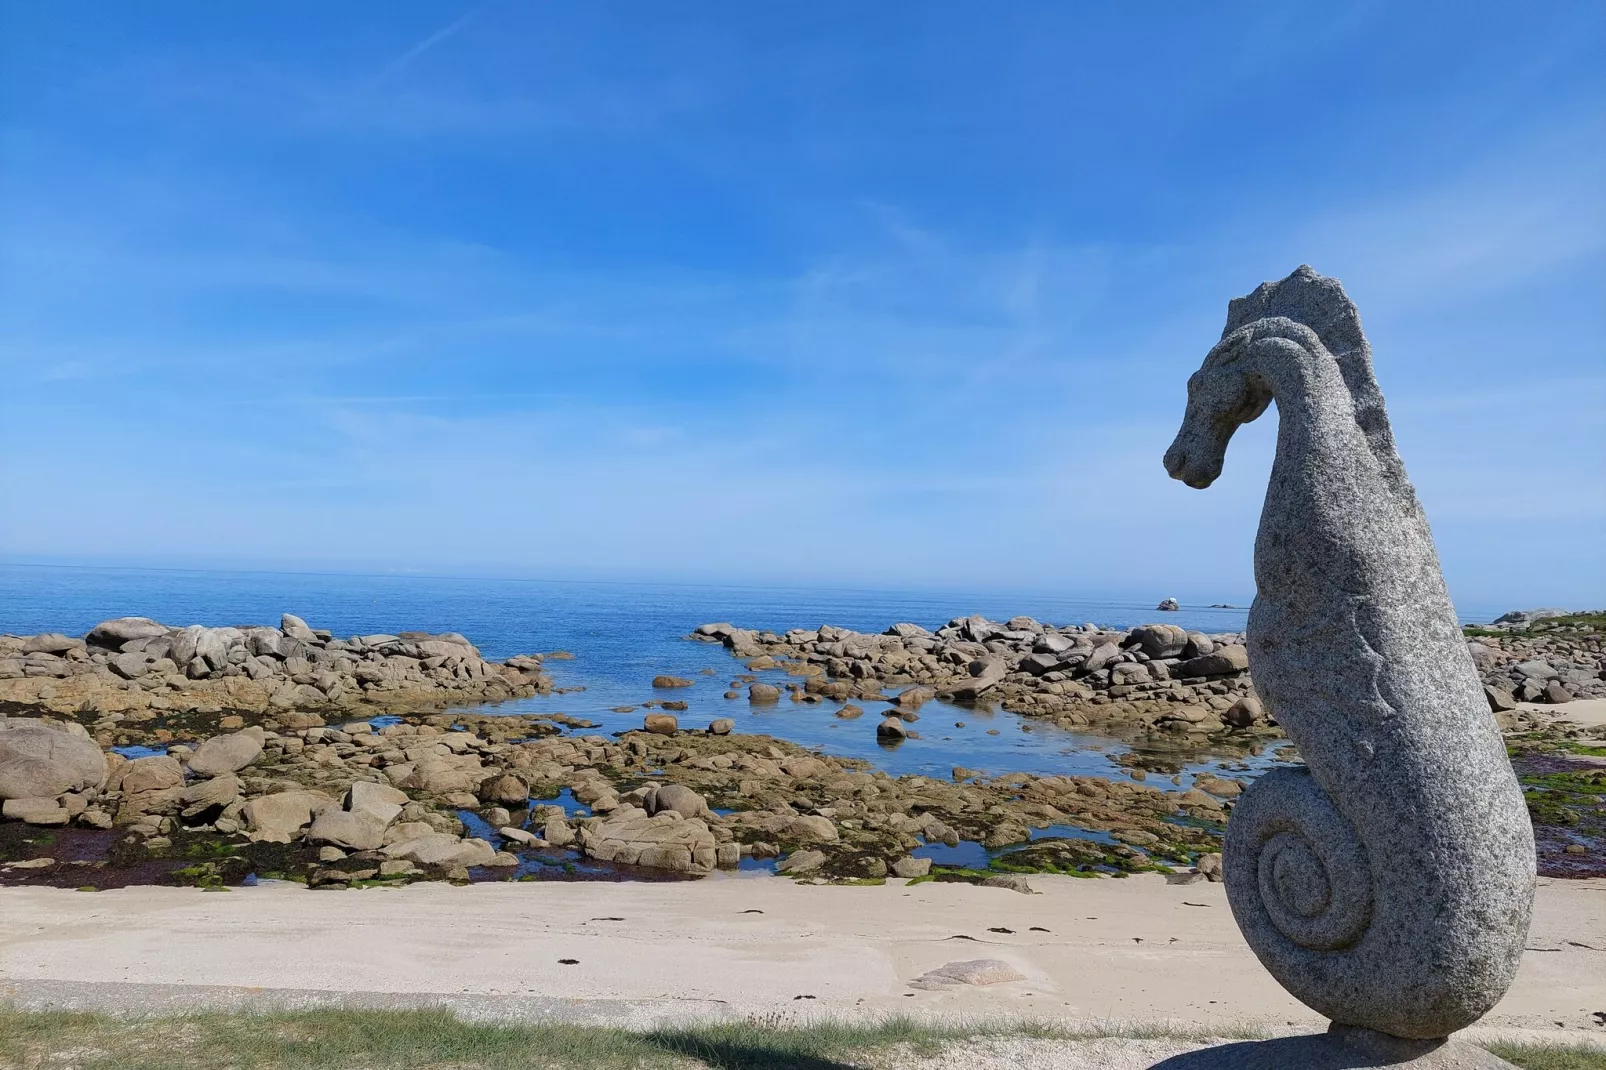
[2,873,1602,1043]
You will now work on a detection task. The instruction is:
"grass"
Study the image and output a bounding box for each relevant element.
[0,1008,1599,1069]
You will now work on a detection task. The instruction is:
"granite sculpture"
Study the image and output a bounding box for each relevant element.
[1154,267,1535,1066]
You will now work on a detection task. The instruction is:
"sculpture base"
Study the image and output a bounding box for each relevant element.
[1148,1024,1519,1069]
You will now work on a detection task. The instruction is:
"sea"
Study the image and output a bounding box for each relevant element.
[0,563,1500,789]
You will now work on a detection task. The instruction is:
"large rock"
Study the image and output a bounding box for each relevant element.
[180,774,241,818]
[2,797,69,825]
[580,811,717,875]
[86,617,168,649]
[242,789,334,842]
[382,832,496,867]
[910,959,1027,989]
[186,727,265,777]
[643,713,679,736]
[22,634,82,655]
[307,808,393,851]
[478,772,530,806]
[1177,645,1249,677]
[346,781,408,824]
[281,613,316,640]
[0,722,107,800]
[1128,623,1189,659]
[644,783,710,819]
[117,755,183,795]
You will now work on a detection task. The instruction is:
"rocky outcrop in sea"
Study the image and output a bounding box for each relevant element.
[0,613,554,719]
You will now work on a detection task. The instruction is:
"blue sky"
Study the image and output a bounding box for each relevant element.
[1,2,1602,612]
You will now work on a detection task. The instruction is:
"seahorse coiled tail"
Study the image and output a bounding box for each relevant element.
[1165,267,1535,1041]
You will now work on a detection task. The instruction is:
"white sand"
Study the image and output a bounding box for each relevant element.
[1,872,1602,1043]
[1522,697,1606,728]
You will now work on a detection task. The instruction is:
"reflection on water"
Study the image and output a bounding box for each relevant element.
[914,824,1121,870]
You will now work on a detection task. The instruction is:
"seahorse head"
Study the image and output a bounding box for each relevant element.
[1164,265,1397,491]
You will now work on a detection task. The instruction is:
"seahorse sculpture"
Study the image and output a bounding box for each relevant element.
[1163,267,1535,1041]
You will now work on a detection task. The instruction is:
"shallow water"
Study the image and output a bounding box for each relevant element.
[3,562,1283,783]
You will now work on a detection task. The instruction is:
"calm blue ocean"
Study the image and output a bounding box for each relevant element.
[0,563,1291,784]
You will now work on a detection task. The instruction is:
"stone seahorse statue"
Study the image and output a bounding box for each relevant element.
[1163,267,1535,1042]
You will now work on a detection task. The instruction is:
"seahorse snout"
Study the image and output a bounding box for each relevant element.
[1163,436,1222,489]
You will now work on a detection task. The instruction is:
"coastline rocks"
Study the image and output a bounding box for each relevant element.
[876,716,907,740]
[707,718,734,735]
[651,676,693,689]
[1,614,555,721]
[748,683,780,704]
[1157,598,1180,612]
[0,720,108,799]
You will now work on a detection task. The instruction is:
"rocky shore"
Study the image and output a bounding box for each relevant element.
[0,698,1237,890]
[691,610,1604,734]
[1,609,1602,890]
[0,613,556,719]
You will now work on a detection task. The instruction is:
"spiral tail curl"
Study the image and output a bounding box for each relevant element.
[1224,767,1374,975]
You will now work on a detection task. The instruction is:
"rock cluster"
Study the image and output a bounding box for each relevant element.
[0,691,1238,887]
[693,616,1264,734]
[1468,630,1605,708]
[0,613,553,719]
[693,612,1603,737]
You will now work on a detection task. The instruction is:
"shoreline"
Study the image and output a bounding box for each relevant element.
[2,610,1603,889]
[2,874,1603,1037]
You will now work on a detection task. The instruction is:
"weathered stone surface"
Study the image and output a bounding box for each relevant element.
[22,634,81,655]
[643,713,679,736]
[1164,266,1534,1040]
[307,807,392,851]
[892,855,931,879]
[180,774,241,817]
[242,789,334,842]
[875,716,907,740]
[187,727,265,777]
[382,832,495,867]
[645,783,709,819]
[1177,645,1249,677]
[1128,623,1189,659]
[86,617,168,649]
[707,718,734,735]
[909,959,1027,989]
[0,721,107,800]
[118,755,183,795]
[477,772,529,806]
[580,810,717,875]
[775,848,824,874]
[2,797,70,824]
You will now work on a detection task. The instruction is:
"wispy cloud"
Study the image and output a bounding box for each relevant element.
[364,5,489,91]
